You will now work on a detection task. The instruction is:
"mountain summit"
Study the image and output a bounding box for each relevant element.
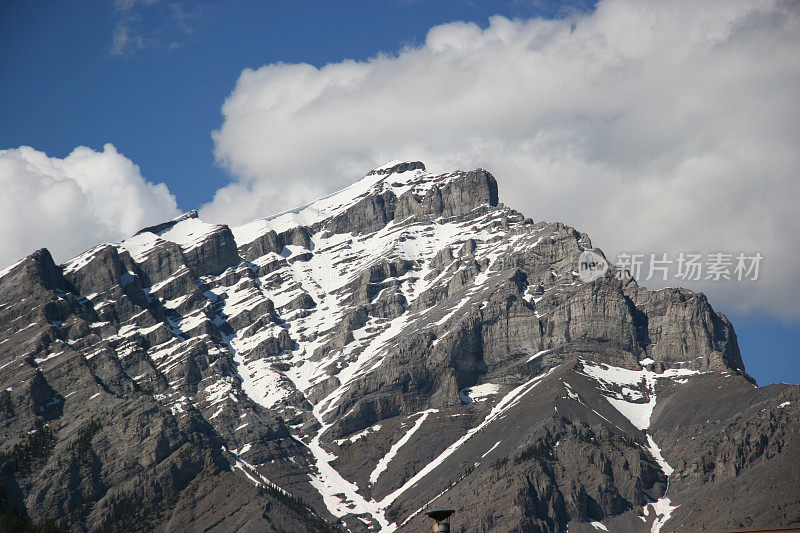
[0,163,797,532]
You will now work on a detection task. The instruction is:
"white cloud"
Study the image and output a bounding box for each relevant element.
[108,0,198,57]
[0,144,179,267]
[206,0,800,320]
[113,0,161,9]
[110,23,143,57]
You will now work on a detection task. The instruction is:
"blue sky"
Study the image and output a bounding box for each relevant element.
[1,0,797,385]
[0,0,590,211]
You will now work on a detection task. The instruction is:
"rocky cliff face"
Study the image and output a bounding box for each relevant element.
[0,161,797,532]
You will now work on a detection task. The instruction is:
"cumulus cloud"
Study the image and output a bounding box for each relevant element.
[0,144,179,267]
[206,0,800,319]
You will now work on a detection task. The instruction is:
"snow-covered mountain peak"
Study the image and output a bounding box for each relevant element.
[366,160,426,176]
[231,162,488,247]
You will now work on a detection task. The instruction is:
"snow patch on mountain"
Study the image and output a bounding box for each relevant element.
[0,257,25,279]
[459,383,501,404]
[378,366,559,509]
[159,217,222,250]
[369,408,438,484]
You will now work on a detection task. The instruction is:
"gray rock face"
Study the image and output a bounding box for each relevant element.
[626,284,746,372]
[322,168,499,236]
[240,226,312,262]
[0,161,796,532]
[182,225,240,277]
[366,161,426,176]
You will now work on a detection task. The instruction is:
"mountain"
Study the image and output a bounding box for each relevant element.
[0,161,797,532]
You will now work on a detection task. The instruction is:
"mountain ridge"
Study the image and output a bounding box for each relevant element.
[0,161,796,532]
